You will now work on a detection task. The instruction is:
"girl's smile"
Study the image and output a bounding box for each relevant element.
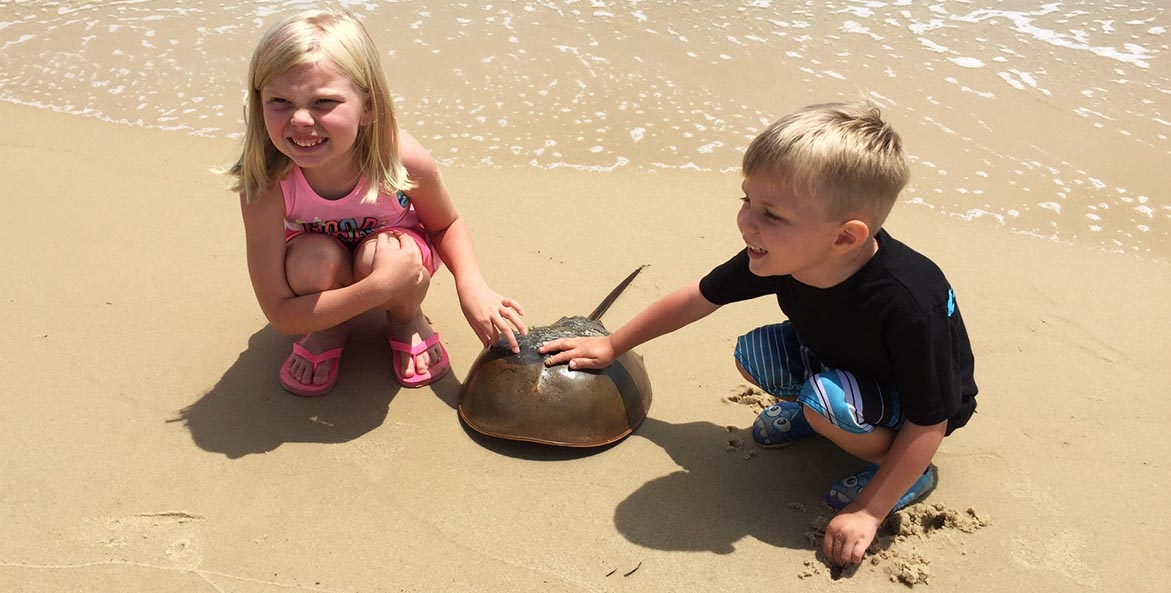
[261,59,371,196]
[290,136,327,149]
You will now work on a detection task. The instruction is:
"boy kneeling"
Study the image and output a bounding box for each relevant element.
[541,102,978,566]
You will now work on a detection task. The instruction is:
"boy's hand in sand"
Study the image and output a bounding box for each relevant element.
[457,280,528,352]
[823,507,882,566]
[539,336,616,370]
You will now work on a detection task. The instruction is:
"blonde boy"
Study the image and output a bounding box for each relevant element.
[541,102,977,566]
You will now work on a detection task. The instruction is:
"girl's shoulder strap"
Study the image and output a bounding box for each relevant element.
[277,166,303,215]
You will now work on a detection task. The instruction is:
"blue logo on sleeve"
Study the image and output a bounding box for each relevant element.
[947,289,956,317]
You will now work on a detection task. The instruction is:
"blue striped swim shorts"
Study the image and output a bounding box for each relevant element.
[734,322,902,434]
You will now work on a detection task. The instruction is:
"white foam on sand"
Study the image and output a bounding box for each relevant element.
[0,0,1165,259]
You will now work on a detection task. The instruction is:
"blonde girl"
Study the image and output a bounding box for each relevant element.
[231,9,526,395]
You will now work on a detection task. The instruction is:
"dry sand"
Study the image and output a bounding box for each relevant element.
[1,99,1169,592]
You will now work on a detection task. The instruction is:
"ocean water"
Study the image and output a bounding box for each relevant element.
[2,0,1168,260]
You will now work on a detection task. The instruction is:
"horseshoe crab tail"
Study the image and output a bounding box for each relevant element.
[587,265,648,322]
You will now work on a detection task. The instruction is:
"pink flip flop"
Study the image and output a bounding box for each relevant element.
[279,338,345,397]
[390,332,451,388]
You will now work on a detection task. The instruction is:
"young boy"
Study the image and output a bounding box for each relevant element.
[539,102,977,566]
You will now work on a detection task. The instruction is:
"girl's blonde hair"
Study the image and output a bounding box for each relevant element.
[743,102,909,231]
[229,9,413,203]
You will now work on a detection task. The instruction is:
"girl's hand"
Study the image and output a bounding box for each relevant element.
[458,281,527,352]
[369,232,426,293]
[823,508,882,566]
[538,336,616,370]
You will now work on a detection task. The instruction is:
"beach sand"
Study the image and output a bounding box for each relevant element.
[1,99,1168,592]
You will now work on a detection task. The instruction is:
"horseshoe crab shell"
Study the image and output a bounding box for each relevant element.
[458,269,652,447]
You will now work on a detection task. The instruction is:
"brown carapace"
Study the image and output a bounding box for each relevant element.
[458,267,652,447]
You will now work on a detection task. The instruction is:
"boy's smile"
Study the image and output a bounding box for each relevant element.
[737,175,863,287]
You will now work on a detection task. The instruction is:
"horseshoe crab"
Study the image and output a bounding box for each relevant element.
[458,267,652,447]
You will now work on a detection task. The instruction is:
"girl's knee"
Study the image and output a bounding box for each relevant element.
[286,234,352,294]
[352,230,427,282]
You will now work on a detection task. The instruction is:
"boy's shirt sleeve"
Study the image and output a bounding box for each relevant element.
[699,249,780,305]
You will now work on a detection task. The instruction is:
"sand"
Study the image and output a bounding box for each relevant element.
[1,95,1169,593]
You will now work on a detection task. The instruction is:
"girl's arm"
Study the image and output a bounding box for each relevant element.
[397,130,527,350]
[240,184,421,335]
[539,280,720,369]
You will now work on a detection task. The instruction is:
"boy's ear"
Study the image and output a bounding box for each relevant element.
[833,219,871,250]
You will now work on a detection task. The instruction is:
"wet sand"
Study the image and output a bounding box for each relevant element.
[1,2,1168,258]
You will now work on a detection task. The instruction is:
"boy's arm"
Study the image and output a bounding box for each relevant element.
[824,419,946,566]
[539,280,719,369]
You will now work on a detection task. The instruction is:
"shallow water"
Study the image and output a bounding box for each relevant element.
[2,0,1168,259]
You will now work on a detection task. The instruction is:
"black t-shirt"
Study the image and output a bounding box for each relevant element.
[699,229,977,433]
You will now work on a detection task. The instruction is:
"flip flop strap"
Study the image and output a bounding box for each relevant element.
[291,342,344,370]
[389,332,441,360]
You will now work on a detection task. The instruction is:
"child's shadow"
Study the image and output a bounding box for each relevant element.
[614,416,858,555]
[171,324,460,459]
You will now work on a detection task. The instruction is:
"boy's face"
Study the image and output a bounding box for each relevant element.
[736,175,844,282]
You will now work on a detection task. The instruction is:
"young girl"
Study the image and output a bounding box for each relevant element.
[230,9,526,396]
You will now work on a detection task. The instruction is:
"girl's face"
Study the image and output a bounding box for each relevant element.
[261,59,370,185]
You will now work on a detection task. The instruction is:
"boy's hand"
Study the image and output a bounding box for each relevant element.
[538,336,616,370]
[823,507,882,566]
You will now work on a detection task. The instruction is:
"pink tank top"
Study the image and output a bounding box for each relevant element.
[281,167,423,245]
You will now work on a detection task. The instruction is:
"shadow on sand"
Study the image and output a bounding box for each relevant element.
[171,323,460,458]
[612,416,861,555]
[456,415,624,461]
[178,329,874,561]
[460,406,865,556]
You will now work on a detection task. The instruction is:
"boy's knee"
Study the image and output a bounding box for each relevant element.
[735,360,759,386]
[796,373,850,436]
[796,371,898,461]
[801,405,834,435]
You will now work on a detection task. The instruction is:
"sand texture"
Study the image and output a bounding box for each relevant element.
[2,2,1169,590]
[1,100,1169,592]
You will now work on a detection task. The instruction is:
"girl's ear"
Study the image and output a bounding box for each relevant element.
[833,219,871,250]
[359,96,375,125]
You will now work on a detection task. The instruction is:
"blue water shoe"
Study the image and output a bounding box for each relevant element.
[825,463,939,512]
[751,401,815,448]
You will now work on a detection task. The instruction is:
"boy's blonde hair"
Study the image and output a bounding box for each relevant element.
[743,102,909,231]
[230,9,413,203]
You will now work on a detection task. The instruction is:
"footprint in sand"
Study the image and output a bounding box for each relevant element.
[722,384,778,413]
[83,512,205,570]
[165,537,202,571]
[1010,527,1095,587]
